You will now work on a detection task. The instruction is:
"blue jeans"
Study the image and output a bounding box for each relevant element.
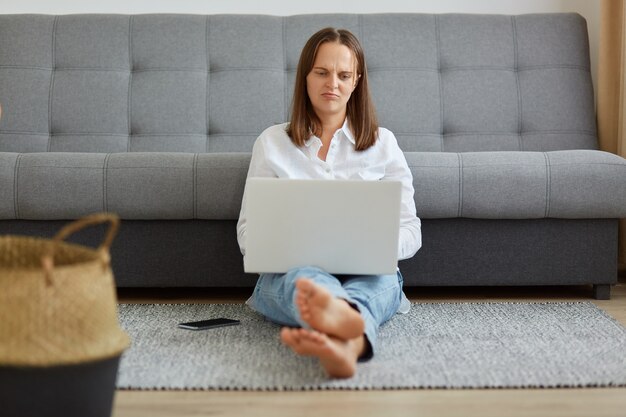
[246,266,410,361]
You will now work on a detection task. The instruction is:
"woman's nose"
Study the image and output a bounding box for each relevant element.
[326,73,339,89]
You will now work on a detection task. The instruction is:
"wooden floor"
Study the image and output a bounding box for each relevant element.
[114,278,626,417]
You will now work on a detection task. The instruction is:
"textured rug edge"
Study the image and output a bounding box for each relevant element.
[116,382,626,392]
[116,301,626,391]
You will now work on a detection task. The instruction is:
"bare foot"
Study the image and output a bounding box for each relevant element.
[280,327,362,378]
[295,278,365,340]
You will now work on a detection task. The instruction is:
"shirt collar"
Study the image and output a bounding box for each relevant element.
[304,135,316,147]
[340,119,356,145]
[304,119,356,147]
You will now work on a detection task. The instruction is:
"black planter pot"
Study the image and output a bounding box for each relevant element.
[0,355,121,417]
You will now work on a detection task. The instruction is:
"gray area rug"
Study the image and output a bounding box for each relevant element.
[116,302,626,390]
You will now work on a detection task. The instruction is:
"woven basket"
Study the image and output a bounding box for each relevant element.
[0,213,130,367]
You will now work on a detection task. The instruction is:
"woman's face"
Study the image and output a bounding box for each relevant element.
[306,41,358,122]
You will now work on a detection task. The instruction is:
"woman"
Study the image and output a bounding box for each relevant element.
[236,27,421,378]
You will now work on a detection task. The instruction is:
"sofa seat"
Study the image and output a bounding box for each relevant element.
[2,149,625,221]
[408,150,626,219]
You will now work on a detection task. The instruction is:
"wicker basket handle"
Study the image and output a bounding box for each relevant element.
[42,213,120,283]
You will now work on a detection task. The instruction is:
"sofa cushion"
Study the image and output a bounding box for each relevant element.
[0,13,598,154]
[1,153,250,220]
[2,150,625,221]
[0,152,19,217]
[408,150,626,219]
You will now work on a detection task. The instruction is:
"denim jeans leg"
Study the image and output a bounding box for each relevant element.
[249,266,351,328]
[341,271,404,360]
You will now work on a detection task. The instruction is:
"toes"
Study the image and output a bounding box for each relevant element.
[304,329,323,341]
[299,304,311,318]
[280,327,291,343]
[295,293,308,308]
[299,328,327,345]
[280,327,298,345]
[295,280,313,316]
[295,277,311,288]
[295,278,314,296]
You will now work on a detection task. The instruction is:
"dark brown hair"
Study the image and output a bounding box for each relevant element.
[286,27,378,151]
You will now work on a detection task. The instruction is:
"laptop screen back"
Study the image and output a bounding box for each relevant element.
[243,178,401,275]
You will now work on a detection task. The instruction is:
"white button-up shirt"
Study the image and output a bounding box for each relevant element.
[236,121,422,261]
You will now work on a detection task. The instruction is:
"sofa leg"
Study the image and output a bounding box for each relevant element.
[593,284,611,300]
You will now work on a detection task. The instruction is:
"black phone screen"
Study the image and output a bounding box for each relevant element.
[177,318,240,330]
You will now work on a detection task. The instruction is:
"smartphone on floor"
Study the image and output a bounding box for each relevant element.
[177,318,240,330]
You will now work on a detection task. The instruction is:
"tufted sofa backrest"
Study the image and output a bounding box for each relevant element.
[0,13,597,154]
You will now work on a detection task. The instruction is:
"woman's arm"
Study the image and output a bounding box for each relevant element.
[236,135,277,255]
[382,130,422,260]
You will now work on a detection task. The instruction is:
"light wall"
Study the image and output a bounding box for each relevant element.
[1,0,601,99]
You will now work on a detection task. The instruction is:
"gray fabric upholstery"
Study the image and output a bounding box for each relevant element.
[0,13,599,154]
[408,151,626,219]
[3,150,625,220]
[5,152,251,220]
[0,219,616,288]
[1,14,623,221]
[0,13,624,295]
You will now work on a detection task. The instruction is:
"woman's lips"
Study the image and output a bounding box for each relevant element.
[322,93,339,99]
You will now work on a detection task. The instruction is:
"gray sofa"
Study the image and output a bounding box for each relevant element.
[1,13,625,298]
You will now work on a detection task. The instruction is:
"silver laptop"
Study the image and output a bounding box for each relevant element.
[243,178,402,275]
